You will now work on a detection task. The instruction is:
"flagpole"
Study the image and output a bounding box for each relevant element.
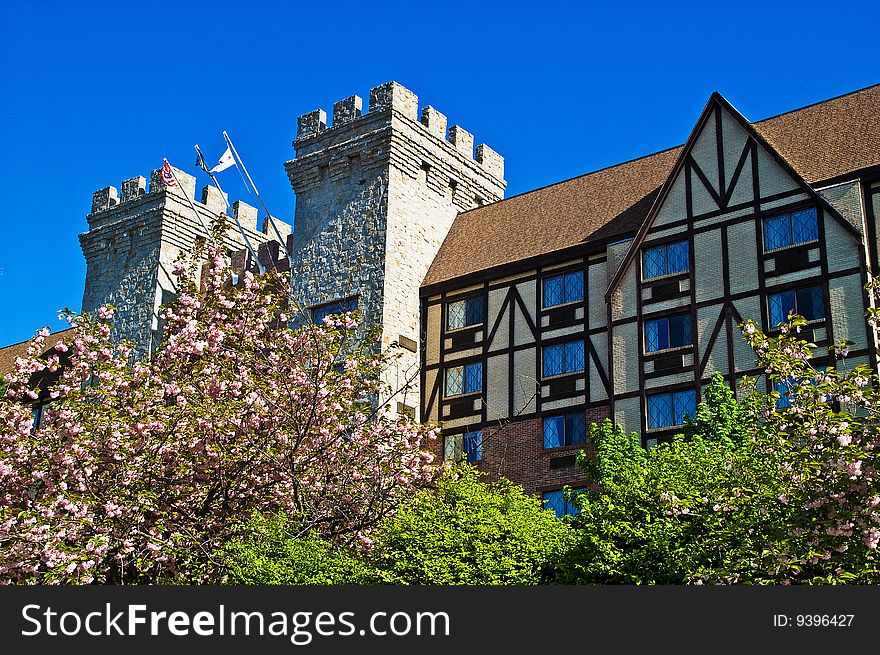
[195,144,265,274]
[222,131,294,269]
[164,158,212,238]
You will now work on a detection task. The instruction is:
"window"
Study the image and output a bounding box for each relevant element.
[543,412,587,448]
[446,296,484,330]
[767,285,825,327]
[397,402,416,419]
[543,270,584,308]
[444,430,482,463]
[312,297,358,323]
[646,389,697,430]
[543,488,584,518]
[763,207,818,252]
[773,367,827,409]
[642,240,689,280]
[773,379,794,409]
[542,340,585,378]
[445,362,482,396]
[644,314,692,352]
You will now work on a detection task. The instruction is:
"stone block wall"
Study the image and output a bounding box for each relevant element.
[80,166,290,360]
[284,81,506,416]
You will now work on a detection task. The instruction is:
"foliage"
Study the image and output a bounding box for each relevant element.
[214,514,379,585]
[738,314,880,583]
[558,313,880,584]
[682,371,755,446]
[0,222,438,584]
[365,464,572,585]
[554,402,781,584]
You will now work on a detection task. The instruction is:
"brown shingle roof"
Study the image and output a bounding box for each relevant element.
[0,328,74,379]
[423,84,880,289]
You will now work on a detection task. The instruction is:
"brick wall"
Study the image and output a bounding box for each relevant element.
[466,404,610,494]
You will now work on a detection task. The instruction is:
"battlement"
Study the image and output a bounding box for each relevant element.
[295,81,504,180]
[87,166,292,239]
[89,165,196,215]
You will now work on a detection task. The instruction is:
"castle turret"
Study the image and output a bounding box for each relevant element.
[79,166,290,359]
[284,81,506,416]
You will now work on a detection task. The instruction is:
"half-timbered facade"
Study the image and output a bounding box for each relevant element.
[420,84,880,501]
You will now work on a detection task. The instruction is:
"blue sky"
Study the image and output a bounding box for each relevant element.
[0,0,877,346]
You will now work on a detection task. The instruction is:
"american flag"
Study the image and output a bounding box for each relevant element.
[161,159,177,187]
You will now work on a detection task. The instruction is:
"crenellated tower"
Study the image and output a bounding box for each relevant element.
[80,167,291,359]
[285,81,506,417]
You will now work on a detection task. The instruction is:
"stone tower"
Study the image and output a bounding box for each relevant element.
[80,167,291,360]
[285,81,506,417]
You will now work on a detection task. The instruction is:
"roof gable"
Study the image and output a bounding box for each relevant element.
[604,92,861,300]
[422,84,880,291]
[0,328,75,379]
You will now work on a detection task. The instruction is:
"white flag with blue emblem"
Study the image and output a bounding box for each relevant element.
[209,146,235,174]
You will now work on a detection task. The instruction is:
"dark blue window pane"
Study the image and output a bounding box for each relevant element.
[763,214,790,251]
[464,362,482,393]
[566,413,586,445]
[647,393,673,429]
[667,241,690,274]
[642,246,666,279]
[796,286,825,322]
[774,379,793,408]
[543,491,566,518]
[669,314,692,348]
[564,271,584,304]
[564,340,585,373]
[768,290,796,326]
[645,317,669,352]
[543,275,564,307]
[448,297,484,329]
[657,321,671,350]
[565,493,581,517]
[463,431,482,462]
[791,208,818,244]
[643,241,689,279]
[764,207,819,252]
[543,344,564,377]
[673,390,697,424]
[543,416,564,448]
[465,298,484,325]
[312,297,358,323]
[645,318,662,352]
[545,412,587,448]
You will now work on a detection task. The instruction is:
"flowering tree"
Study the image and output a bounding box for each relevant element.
[557,319,880,585]
[739,313,880,582]
[0,233,437,584]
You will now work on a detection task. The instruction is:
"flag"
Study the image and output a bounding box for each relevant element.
[209,146,235,174]
[161,159,177,187]
[195,149,208,173]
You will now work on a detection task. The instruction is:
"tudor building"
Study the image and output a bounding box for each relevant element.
[2,81,878,516]
[420,84,880,511]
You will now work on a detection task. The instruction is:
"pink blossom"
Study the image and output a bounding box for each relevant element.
[0,238,437,584]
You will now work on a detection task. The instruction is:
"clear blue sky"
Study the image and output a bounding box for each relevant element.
[0,0,877,346]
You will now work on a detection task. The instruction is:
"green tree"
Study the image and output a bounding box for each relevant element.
[366,464,572,585]
[738,315,880,583]
[556,385,785,584]
[683,372,754,445]
[214,514,379,585]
